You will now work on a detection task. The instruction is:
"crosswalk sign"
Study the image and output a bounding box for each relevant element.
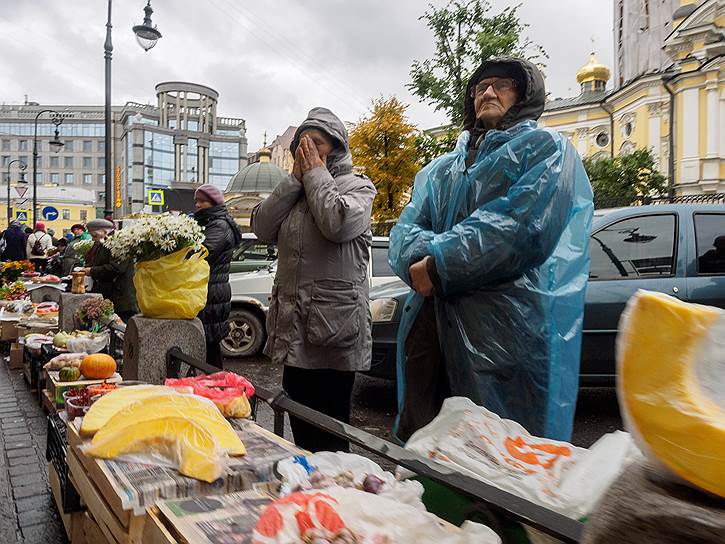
[14,210,29,223]
[148,189,165,206]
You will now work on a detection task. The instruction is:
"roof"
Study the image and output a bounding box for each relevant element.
[544,90,608,112]
[225,161,286,194]
[269,126,297,150]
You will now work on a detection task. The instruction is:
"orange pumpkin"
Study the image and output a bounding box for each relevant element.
[80,354,117,380]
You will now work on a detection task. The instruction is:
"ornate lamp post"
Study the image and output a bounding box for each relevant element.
[103,0,162,219]
[6,159,27,226]
[32,111,64,227]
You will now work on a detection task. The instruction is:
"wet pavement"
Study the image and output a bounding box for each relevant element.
[0,359,67,544]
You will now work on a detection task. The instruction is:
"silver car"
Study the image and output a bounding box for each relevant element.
[222,236,397,358]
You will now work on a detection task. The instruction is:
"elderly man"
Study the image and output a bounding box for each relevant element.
[389,57,594,443]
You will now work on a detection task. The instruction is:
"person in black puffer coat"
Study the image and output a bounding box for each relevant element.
[194,184,243,367]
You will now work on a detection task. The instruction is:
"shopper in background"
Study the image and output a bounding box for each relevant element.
[1,221,28,262]
[193,184,243,368]
[26,222,54,273]
[82,219,138,323]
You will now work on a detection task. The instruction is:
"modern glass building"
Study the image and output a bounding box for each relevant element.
[120,82,247,214]
[0,81,248,218]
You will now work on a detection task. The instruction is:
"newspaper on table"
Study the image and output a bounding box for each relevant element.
[156,489,274,544]
[87,419,302,515]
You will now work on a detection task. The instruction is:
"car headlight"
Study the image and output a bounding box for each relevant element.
[371,298,398,323]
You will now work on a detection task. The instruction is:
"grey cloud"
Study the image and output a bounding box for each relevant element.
[0,0,612,151]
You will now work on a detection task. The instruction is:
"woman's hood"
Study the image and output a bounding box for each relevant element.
[463,57,546,133]
[290,107,353,177]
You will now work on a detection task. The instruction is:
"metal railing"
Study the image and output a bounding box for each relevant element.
[165,347,584,543]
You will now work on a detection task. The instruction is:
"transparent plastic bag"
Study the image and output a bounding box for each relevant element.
[83,415,227,483]
[66,331,109,354]
[616,290,725,498]
[253,487,500,544]
[165,371,254,418]
[399,397,637,520]
[276,452,424,510]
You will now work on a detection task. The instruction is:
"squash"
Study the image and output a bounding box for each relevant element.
[86,416,223,482]
[80,353,116,380]
[618,290,725,498]
[59,367,81,382]
[92,393,246,455]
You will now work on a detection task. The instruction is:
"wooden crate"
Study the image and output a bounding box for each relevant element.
[142,509,178,544]
[49,462,85,541]
[47,371,122,407]
[42,389,57,414]
[68,447,146,544]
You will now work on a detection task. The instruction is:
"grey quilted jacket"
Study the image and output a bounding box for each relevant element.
[251,108,376,371]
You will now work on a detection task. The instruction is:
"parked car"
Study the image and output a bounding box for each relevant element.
[367,204,725,383]
[229,233,277,274]
[222,236,398,358]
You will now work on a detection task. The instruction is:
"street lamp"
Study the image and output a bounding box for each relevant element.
[32,111,64,227]
[6,159,27,226]
[103,0,162,220]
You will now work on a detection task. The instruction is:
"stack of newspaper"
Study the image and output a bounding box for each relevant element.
[156,489,274,544]
[97,420,302,515]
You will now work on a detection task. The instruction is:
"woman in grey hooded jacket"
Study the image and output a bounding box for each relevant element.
[252,108,376,452]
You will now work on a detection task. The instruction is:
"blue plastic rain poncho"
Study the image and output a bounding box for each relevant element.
[389,58,593,442]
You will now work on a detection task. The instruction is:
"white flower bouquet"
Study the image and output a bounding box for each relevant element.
[104,213,205,262]
[104,213,210,320]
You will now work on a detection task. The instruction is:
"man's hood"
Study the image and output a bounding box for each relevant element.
[290,107,353,177]
[463,57,546,133]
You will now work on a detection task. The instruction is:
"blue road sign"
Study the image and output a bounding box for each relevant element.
[14,210,29,223]
[42,206,59,221]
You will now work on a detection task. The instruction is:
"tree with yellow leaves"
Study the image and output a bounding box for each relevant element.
[349,97,420,222]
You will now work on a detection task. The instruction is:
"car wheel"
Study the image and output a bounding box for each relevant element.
[221,309,265,358]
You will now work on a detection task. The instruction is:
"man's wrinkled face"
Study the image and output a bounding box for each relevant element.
[473,77,519,129]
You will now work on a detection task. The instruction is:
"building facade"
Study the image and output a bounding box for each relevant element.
[0,81,248,218]
[0,186,96,233]
[540,0,724,195]
[268,126,296,174]
[120,82,248,215]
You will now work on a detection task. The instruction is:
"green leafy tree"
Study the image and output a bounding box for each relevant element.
[349,97,420,222]
[408,0,547,125]
[583,148,667,209]
[415,128,459,166]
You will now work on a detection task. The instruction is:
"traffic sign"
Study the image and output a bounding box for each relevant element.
[14,210,29,223]
[15,199,28,208]
[42,206,59,221]
[148,189,165,206]
[14,186,28,198]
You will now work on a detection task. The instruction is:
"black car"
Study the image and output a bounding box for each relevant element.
[368,203,725,384]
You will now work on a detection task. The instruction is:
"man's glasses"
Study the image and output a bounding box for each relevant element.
[471,78,517,97]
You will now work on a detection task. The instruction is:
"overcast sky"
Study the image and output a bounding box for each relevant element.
[0,0,612,151]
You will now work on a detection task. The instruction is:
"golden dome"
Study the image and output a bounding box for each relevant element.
[576,52,611,85]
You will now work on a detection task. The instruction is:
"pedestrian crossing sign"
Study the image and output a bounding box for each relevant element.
[148,189,165,206]
[14,210,29,223]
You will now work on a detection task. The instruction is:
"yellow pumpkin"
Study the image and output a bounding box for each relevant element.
[80,354,117,380]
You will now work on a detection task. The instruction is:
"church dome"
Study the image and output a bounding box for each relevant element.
[576,53,611,92]
[225,147,285,194]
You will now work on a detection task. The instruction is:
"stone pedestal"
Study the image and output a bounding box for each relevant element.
[58,292,102,332]
[122,316,206,384]
[582,460,725,543]
[29,285,64,304]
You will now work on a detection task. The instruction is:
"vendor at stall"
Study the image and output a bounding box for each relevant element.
[81,219,137,323]
[389,57,594,443]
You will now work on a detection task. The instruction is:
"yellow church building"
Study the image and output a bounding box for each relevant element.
[539,0,724,195]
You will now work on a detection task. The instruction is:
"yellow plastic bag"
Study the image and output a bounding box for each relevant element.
[134,247,210,319]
